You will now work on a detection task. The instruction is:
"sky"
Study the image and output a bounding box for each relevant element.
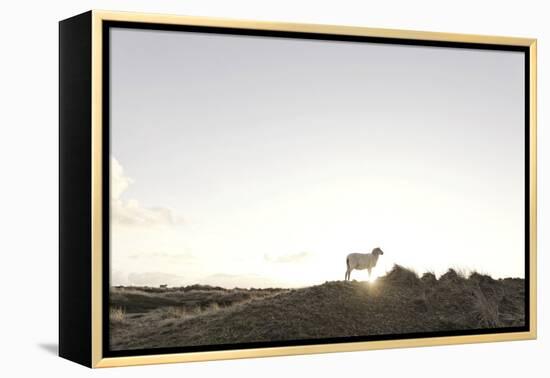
[109,27,525,288]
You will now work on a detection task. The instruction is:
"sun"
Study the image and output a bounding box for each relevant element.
[366,275,378,283]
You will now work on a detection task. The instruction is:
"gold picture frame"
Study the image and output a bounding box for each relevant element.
[59,10,537,368]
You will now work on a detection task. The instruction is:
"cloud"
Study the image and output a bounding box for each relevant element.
[127,272,187,287]
[264,251,313,264]
[202,273,283,289]
[115,271,284,289]
[111,157,133,200]
[111,157,183,226]
[110,270,129,286]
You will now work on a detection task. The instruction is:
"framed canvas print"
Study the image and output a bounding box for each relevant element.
[59,10,537,368]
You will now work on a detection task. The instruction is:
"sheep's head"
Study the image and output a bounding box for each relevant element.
[373,247,384,256]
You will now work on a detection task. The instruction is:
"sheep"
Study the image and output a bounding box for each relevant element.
[345,247,384,281]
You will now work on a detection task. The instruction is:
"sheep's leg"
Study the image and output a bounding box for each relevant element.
[345,268,349,281]
[368,267,372,279]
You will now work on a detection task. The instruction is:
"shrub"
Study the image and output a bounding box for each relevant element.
[384,264,420,286]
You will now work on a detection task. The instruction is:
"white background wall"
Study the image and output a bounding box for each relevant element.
[0,0,546,376]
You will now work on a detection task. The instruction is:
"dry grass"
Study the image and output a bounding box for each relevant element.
[109,306,126,324]
[110,265,525,351]
[160,302,223,320]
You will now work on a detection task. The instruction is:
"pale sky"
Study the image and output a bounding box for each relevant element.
[109,27,525,288]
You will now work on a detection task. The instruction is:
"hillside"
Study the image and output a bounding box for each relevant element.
[110,266,525,351]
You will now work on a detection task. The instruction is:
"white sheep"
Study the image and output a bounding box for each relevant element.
[345,247,384,281]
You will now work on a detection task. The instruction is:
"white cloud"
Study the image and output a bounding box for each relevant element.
[110,270,129,286]
[202,273,284,289]
[111,157,133,200]
[127,272,187,287]
[111,157,183,226]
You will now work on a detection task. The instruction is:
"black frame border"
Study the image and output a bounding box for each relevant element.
[101,20,531,359]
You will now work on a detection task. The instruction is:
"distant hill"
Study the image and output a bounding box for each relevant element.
[109,265,525,351]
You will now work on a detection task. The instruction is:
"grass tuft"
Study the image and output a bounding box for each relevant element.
[110,306,126,324]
